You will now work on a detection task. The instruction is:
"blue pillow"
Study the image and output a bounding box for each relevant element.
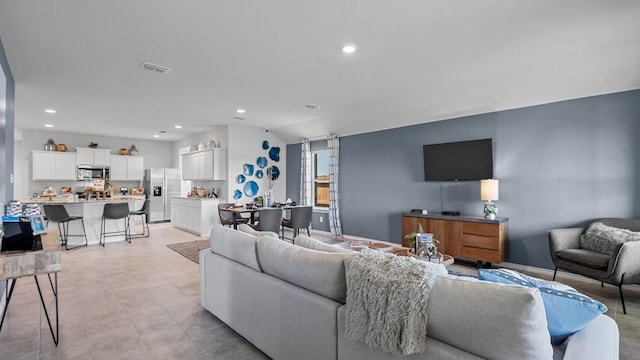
[478,269,607,344]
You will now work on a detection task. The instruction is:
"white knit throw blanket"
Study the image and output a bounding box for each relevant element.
[345,249,447,356]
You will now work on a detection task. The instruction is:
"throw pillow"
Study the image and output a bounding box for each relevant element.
[237,223,279,239]
[294,234,355,254]
[579,221,640,255]
[478,268,607,344]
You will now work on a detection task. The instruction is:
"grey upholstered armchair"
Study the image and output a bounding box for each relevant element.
[549,218,640,314]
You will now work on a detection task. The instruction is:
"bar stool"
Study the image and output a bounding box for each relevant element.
[128,199,150,237]
[43,204,88,250]
[100,203,131,246]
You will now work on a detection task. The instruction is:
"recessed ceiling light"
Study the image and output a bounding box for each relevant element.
[45,109,57,114]
[159,130,167,134]
[305,104,322,110]
[153,134,160,138]
[342,43,357,54]
[44,124,54,128]
[233,116,246,121]
[236,109,246,114]
[175,125,182,129]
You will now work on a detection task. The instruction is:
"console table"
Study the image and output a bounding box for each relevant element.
[0,232,61,345]
[401,213,508,265]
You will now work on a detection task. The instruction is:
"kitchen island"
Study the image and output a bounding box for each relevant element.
[22,197,145,246]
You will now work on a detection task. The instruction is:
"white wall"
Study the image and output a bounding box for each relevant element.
[172,125,287,204]
[227,125,287,205]
[15,130,174,199]
[172,126,229,199]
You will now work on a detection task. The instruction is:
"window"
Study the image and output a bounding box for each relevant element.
[313,151,330,208]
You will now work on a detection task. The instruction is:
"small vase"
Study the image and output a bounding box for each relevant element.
[128,145,138,156]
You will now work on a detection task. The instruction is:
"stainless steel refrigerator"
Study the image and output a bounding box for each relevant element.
[144,168,181,223]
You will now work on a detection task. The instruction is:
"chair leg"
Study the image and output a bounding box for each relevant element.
[143,214,150,237]
[306,227,310,236]
[601,281,604,288]
[552,267,558,281]
[100,218,105,246]
[65,219,88,251]
[619,274,626,315]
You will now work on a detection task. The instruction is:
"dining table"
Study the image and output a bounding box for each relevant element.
[222,206,261,229]
[222,204,299,230]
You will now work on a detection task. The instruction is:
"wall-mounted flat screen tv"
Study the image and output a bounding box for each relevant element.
[423,138,493,181]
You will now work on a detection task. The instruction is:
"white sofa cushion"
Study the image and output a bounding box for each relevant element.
[237,223,279,239]
[294,235,355,254]
[427,274,553,360]
[257,235,353,303]
[209,225,262,272]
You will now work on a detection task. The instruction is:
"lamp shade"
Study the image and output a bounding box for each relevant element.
[480,179,499,201]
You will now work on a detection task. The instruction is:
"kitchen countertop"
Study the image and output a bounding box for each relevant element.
[21,197,144,204]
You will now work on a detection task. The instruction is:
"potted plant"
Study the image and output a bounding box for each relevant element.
[404,223,425,251]
[404,223,441,260]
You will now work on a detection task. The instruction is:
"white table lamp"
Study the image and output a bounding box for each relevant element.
[481,179,499,219]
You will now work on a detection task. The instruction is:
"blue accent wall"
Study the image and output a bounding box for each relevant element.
[287,89,640,269]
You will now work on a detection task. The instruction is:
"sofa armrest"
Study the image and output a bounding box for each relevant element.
[562,314,619,360]
[548,227,584,253]
[609,240,640,283]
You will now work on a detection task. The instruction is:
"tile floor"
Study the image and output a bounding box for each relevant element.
[0,223,267,360]
[0,223,638,359]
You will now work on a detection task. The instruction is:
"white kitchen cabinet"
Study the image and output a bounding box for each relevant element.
[170,197,223,237]
[32,151,78,180]
[127,156,144,180]
[109,155,144,181]
[76,147,112,166]
[181,148,227,181]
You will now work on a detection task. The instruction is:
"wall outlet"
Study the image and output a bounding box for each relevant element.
[319,216,323,223]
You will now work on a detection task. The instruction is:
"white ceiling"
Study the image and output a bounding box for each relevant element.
[1,1,639,144]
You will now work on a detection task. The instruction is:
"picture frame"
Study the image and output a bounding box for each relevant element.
[29,214,47,235]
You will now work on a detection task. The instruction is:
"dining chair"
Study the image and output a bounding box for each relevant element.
[43,204,88,250]
[250,208,283,234]
[281,206,312,242]
[218,203,249,228]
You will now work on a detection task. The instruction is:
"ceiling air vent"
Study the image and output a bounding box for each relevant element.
[140,61,171,74]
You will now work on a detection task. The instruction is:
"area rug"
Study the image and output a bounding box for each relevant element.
[166,240,210,264]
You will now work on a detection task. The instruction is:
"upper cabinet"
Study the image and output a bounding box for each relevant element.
[181,148,227,181]
[110,155,144,181]
[76,147,111,166]
[32,151,77,180]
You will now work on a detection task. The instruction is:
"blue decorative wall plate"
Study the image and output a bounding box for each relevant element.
[268,147,280,162]
[236,174,246,184]
[256,170,264,179]
[243,163,254,176]
[262,140,270,150]
[244,181,259,197]
[256,156,268,169]
[233,189,242,199]
[270,166,280,181]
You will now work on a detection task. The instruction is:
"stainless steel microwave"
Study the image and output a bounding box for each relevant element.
[77,166,110,180]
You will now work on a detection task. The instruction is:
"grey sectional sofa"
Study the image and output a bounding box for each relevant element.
[200,225,619,360]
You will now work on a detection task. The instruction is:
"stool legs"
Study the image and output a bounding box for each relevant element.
[129,214,149,238]
[54,219,87,250]
[101,217,131,246]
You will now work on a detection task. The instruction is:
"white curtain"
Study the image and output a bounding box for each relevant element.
[299,139,312,206]
[327,134,342,238]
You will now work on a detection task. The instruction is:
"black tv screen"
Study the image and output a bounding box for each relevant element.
[423,139,493,181]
